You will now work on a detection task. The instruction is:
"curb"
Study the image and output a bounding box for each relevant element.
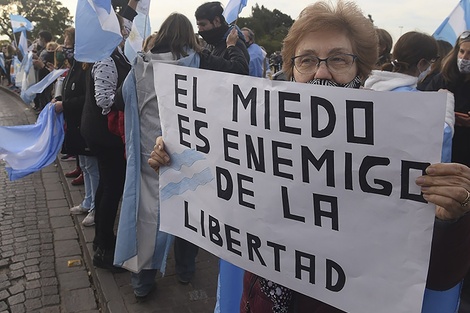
[55,148,128,313]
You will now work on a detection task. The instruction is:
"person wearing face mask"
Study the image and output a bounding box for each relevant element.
[425,31,470,168]
[52,27,99,228]
[364,31,454,163]
[236,3,462,313]
[148,3,470,312]
[195,1,249,74]
[417,40,453,91]
[425,30,470,306]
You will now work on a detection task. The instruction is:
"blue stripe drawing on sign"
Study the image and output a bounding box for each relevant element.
[160,167,213,201]
[160,148,207,174]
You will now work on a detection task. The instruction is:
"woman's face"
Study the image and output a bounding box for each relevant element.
[293,30,358,84]
[458,41,470,60]
[64,34,73,48]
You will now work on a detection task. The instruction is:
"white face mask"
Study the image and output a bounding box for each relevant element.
[418,65,431,81]
[457,58,470,74]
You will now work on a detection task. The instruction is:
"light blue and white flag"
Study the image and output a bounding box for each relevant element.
[0,53,5,74]
[19,52,36,95]
[11,56,21,86]
[75,0,123,62]
[124,12,151,62]
[18,31,28,58]
[136,0,151,15]
[20,68,67,104]
[21,51,34,75]
[10,14,34,33]
[0,103,64,181]
[223,0,248,24]
[433,0,470,45]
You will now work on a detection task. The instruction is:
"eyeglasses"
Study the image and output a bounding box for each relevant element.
[291,53,358,75]
[460,31,470,40]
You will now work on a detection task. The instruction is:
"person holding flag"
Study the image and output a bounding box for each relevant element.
[79,0,139,273]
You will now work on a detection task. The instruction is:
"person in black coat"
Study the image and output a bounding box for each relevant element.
[53,27,99,227]
[80,0,138,272]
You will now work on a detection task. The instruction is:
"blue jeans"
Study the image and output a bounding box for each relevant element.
[131,269,157,297]
[79,155,99,211]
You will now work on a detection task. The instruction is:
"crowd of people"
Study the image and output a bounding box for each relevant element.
[2,0,470,312]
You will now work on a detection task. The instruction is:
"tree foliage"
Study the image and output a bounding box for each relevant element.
[237,4,294,56]
[0,0,73,42]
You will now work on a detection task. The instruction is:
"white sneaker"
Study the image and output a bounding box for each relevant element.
[70,204,89,214]
[82,210,95,227]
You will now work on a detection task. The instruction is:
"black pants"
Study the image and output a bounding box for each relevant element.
[174,237,199,280]
[92,144,126,250]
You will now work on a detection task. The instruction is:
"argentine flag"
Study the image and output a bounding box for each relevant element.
[0,104,64,181]
[10,14,34,33]
[18,31,28,59]
[124,11,151,63]
[433,0,470,45]
[75,0,123,62]
[20,69,67,105]
[223,0,248,24]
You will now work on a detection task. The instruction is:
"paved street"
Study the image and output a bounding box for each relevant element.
[0,84,219,313]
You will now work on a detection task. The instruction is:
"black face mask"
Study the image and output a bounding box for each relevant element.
[62,47,74,62]
[198,24,229,45]
[305,76,362,89]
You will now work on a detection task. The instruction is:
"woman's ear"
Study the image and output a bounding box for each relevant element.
[417,58,430,72]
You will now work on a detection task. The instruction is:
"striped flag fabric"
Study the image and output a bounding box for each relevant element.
[75,0,123,62]
[223,0,248,24]
[433,0,470,45]
[124,11,151,62]
[20,69,67,105]
[9,14,34,33]
[0,104,64,181]
[18,31,28,59]
[136,0,150,15]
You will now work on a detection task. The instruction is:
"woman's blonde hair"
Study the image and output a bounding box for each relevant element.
[282,1,378,81]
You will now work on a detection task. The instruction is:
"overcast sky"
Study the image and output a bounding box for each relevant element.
[59,0,458,45]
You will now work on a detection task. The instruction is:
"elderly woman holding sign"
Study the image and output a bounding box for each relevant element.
[149,1,470,312]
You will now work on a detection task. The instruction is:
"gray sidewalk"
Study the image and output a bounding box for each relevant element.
[0,83,219,313]
[60,159,219,313]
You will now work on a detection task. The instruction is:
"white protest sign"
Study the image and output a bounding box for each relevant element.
[154,62,446,313]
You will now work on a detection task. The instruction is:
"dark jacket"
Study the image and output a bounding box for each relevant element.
[200,26,250,75]
[425,73,470,167]
[200,45,249,75]
[60,60,93,156]
[81,49,131,149]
